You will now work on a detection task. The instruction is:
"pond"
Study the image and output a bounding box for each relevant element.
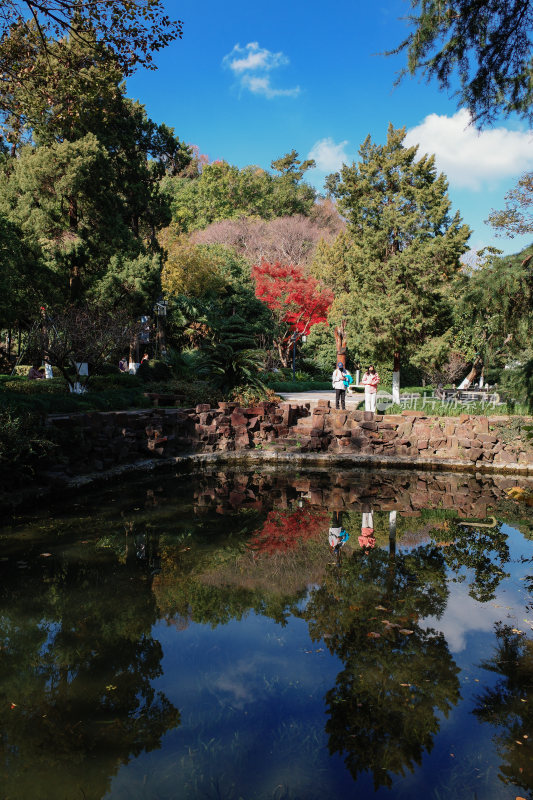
[0,467,532,800]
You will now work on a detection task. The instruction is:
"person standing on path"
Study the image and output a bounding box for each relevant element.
[362,365,379,412]
[332,362,347,410]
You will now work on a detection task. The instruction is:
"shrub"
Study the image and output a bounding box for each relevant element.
[12,365,32,376]
[229,386,280,406]
[136,358,173,382]
[89,373,143,390]
[1,377,69,394]
[268,380,332,392]
[0,409,57,488]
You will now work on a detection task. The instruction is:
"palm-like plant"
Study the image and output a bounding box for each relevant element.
[199,314,267,393]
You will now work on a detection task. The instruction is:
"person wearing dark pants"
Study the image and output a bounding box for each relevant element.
[332,362,347,409]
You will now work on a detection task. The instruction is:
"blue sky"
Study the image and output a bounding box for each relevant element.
[127,0,533,256]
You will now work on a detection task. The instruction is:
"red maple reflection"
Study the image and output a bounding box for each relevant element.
[249,507,329,554]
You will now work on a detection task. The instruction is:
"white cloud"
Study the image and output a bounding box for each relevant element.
[240,74,299,99]
[222,41,300,99]
[424,584,498,653]
[223,41,288,74]
[308,137,350,172]
[405,109,533,190]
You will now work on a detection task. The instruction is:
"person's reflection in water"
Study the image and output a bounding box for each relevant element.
[359,505,376,549]
[329,510,349,564]
[135,532,147,560]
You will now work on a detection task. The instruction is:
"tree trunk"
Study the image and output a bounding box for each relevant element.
[462,355,483,388]
[334,319,347,367]
[392,351,401,404]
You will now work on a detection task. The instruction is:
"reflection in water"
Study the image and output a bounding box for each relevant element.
[474,623,533,796]
[302,539,460,789]
[328,510,349,564]
[0,542,179,800]
[0,467,531,799]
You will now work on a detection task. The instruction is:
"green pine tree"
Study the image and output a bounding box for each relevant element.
[327,124,471,395]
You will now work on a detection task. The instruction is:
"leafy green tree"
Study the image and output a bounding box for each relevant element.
[388,0,533,127]
[456,245,533,381]
[162,157,316,233]
[0,27,189,310]
[329,124,470,396]
[0,212,54,328]
[0,134,128,302]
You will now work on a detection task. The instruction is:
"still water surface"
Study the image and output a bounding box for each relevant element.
[0,467,532,800]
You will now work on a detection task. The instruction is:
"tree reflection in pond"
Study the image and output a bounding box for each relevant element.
[473,623,533,796]
[301,542,461,789]
[0,544,180,800]
[0,466,532,799]
[442,521,511,602]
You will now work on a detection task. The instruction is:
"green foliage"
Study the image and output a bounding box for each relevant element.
[0,1,183,82]
[0,27,189,310]
[87,373,143,390]
[457,246,533,365]
[1,377,68,394]
[499,359,533,411]
[194,314,266,393]
[161,158,316,233]
[146,379,224,408]
[266,380,332,392]
[301,322,337,373]
[326,125,471,371]
[136,359,173,383]
[0,213,53,328]
[0,387,148,415]
[0,408,56,487]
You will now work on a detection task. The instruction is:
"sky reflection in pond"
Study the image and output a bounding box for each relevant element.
[0,468,532,799]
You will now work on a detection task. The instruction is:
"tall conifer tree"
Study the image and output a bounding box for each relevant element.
[331,124,470,399]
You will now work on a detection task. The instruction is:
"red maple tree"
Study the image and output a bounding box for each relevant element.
[252,261,334,366]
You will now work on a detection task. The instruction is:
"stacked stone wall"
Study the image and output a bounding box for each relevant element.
[43,400,533,482]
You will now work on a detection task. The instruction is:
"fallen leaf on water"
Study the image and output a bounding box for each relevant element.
[399,629,414,635]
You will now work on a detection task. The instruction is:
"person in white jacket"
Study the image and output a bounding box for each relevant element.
[332,362,347,409]
[361,365,379,412]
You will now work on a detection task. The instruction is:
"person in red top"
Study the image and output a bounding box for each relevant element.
[359,508,375,549]
[361,365,379,413]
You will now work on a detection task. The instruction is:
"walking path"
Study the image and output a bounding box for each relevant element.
[278,389,365,408]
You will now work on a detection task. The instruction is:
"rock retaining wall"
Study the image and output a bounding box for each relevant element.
[44,400,533,482]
